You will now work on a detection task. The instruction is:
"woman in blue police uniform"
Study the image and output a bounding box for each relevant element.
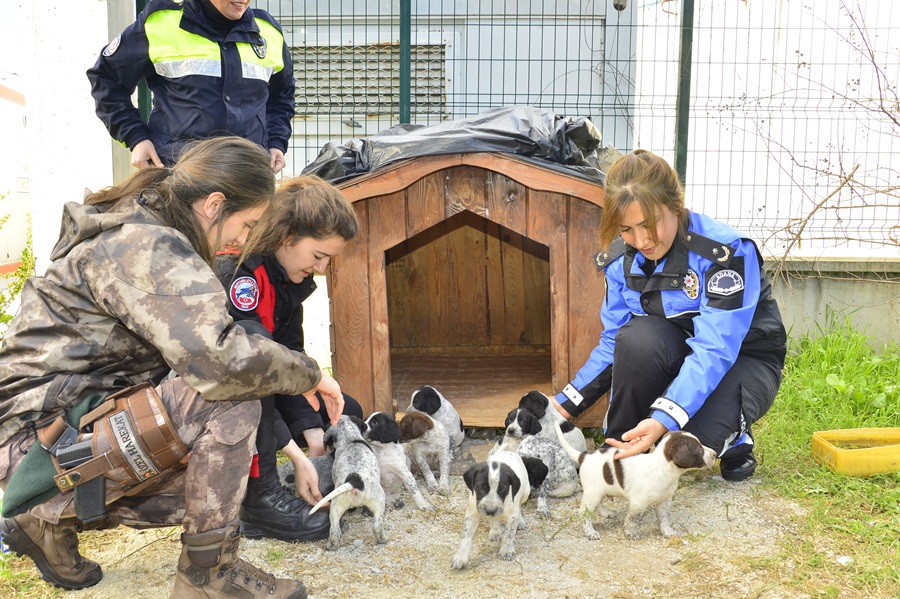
[553,150,786,481]
[216,176,363,542]
[87,0,295,172]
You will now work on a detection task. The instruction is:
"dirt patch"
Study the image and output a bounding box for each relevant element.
[48,437,805,599]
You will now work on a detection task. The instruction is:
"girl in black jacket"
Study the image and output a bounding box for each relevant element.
[216,176,362,542]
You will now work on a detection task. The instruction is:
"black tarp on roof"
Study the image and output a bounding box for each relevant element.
[300,105,622,185]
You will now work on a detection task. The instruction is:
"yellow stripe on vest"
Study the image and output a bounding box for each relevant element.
[145,10,285,82]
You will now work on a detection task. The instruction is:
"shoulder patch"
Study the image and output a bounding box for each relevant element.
[686,232,734,267]
[594,237,627,271]
[102,33,122,57]
[706,269,744,296]
[229,276,259,311]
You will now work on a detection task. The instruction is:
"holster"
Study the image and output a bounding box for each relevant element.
[38,383,189,522]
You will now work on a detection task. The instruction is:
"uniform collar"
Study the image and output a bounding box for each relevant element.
[262,254,317,301]
[182,0,260,42]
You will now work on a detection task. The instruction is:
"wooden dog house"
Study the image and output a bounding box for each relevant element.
[328,152,608,428]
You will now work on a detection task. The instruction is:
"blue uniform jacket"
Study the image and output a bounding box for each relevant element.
[556,211,786,431]
[87,0,295,165]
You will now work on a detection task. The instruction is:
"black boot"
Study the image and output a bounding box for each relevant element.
[720,450,757,482]
[239,477,329,542]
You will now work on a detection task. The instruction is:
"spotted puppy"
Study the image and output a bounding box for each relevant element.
[407,385,465,456]
[555,421,716,540]
[451,450,548,569]
[519,390,587,452]
[399,411,451,496]
[360,412,434,511]
[310,415,387,550]
[492,407,579,518]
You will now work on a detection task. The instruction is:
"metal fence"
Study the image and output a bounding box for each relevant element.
[253,0,900,258]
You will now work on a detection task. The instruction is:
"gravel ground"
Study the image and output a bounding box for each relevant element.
[43,434,815,599]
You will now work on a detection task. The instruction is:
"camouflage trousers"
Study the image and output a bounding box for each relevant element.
[0,378,261,535]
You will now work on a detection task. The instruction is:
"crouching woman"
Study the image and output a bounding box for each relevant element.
[0,137,338,599]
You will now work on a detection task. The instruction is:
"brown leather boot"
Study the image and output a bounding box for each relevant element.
[0,513,102,590]
[171,519,307,599]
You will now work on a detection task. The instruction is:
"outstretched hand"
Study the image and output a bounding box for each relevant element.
[605,418,668,459]
[304,372,344,426]
[282,440,323,505]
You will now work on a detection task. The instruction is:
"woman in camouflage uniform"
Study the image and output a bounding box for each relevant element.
[0,137,331,599]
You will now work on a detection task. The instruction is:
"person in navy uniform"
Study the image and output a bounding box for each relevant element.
[87,0,295,172]
[553,149,786,481]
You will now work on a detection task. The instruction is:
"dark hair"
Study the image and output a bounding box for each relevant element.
[84,137,275,265]
[238,175,359,258]
[599,149,689,250]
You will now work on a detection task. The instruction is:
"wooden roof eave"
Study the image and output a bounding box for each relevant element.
[336,152,604,208]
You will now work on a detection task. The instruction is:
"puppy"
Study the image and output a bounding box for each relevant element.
[493,407,579,518]
[555,422,716,540]
[519,390,587,452]
[360,412,434,511]
[451,450,548,569]
[310,415,388,550]
[399,411,451,495]
[407,385,465,456]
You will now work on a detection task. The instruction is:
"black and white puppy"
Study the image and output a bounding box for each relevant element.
[519,390,587,452]
[399,411,451,496]
[359,412,434,511]
[310,415,388,550]
[492,407,579,518]
[555,421,717,540]
[407,385,465,456]
[451,450,548,569]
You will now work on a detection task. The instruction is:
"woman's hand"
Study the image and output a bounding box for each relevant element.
[282,440,323,505]
[304,372,344,425]
[605,418,668,459]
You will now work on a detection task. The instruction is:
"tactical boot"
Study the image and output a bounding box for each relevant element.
[0,513,102,590]
[239,476,329,542]
[172,520,307,599]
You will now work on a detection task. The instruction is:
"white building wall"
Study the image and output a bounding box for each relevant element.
[22,2,121,274]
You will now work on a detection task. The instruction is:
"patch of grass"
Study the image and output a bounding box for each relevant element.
[756,314,900,597]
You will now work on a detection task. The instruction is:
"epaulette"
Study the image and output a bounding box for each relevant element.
[593,237,627,271]
[685,232,735,267]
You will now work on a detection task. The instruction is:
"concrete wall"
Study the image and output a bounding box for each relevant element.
[771,258,900,352]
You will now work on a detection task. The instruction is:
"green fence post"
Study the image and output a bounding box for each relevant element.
[674,0,695,185]
[399,0,411,124]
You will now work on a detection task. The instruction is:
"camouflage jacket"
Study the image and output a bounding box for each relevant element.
[0,196,322,446]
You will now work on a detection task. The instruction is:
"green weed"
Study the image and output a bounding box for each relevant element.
[756,313,900,596]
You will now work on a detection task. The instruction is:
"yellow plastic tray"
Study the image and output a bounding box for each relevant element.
[811,428,900,477]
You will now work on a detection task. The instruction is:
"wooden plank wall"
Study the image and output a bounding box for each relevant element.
[330,157,607,421]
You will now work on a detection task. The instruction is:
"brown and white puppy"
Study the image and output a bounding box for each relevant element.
[407,385,465,456]
[555,422,716,540]
[310,415,387,550]
[519,390,587,452]
[451,450,548,570]
[360,412,434,511]
[399,411,451,496]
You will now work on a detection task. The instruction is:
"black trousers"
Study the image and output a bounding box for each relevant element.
[604,315,782,457]
[255,392,363,486]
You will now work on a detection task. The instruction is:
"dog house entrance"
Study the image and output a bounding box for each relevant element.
[386,210,551,427]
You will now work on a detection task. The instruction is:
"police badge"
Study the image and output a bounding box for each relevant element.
[102,33,122,57]
[682,268,699,299]
[252,37,267,59]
